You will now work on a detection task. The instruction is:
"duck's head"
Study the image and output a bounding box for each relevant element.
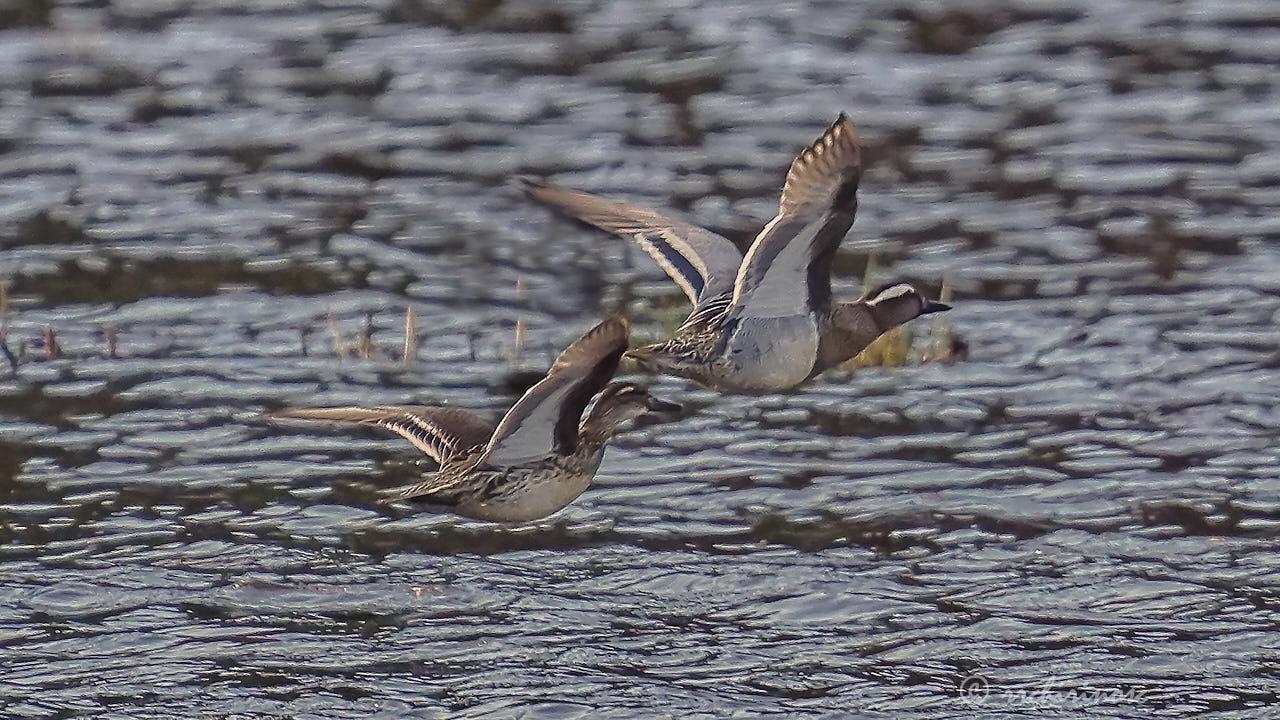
[582,381,681,438]
[865,282,950,328]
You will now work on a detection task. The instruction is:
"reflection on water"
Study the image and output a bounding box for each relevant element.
[1,0,1279,716]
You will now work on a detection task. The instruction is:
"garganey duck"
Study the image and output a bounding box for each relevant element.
[521,113,950,393]
[271,315,679,522]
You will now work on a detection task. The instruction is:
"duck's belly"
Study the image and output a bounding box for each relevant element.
[719,315,820,391]
[455,456,601,523]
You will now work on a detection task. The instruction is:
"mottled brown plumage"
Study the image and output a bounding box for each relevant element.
[271,315,679,521]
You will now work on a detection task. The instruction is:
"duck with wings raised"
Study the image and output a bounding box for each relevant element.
[271,315,679,522]
[521,114,950,393]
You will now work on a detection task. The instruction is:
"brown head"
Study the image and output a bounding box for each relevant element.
[816,282,950,373]
[579,381,681,445]
[863,282,950,330]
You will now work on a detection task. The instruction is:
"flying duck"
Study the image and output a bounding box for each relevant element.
[520,114,950,393]
[271,315,679,521]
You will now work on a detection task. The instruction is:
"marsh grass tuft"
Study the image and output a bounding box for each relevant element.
[41,327,61,359]
[508,316,527,366]
[323,308,422,364]
[355,312,374,360]
[326,310,349,359]
[505,276,528,366]
[0,281,14,373]
[921,276,961,364]
[401,306,418,366]
[100,324,118,358]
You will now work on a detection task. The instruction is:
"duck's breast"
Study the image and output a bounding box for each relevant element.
[720,315,820,391]
[457,454,600,522]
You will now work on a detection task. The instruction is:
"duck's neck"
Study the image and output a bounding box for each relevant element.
[815,302,882,373]
[577,404,627,450]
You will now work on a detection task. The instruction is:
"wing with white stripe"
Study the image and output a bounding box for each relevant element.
[521,179,742,306]
[270,406,493,464]
[731,114,862,319]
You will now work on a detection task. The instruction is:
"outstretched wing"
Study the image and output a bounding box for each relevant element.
[270,406,493,464]
[520,179,743,308]
[478,314,628,466]
[730,114,862,319]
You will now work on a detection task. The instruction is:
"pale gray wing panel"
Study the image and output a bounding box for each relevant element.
[729,215,819,319]
[478,315,628,466]
[731,115,862,318]
[478,378,578,466]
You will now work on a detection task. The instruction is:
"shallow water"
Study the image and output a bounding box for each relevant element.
[1,0,1278,717]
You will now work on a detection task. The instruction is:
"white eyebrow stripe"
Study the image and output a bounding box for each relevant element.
[869,284,914,304]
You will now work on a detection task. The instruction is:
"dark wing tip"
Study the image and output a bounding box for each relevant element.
[810,112,861,160]
[814,112,861,160]
[603,311,630,343]
[549,313,630,373]
[587,312,631,353]
[515,177,605,222]
[267,407,349,421]
[779,113,862,216]
[512,175,554,201]
[513,174,546,192]
[549,314,630,453]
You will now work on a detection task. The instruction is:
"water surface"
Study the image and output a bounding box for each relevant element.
[1,0,1278,717]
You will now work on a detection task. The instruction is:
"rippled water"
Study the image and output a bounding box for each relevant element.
[2,0,1278,717]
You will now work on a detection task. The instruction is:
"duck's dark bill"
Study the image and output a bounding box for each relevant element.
[921,301,952,314]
